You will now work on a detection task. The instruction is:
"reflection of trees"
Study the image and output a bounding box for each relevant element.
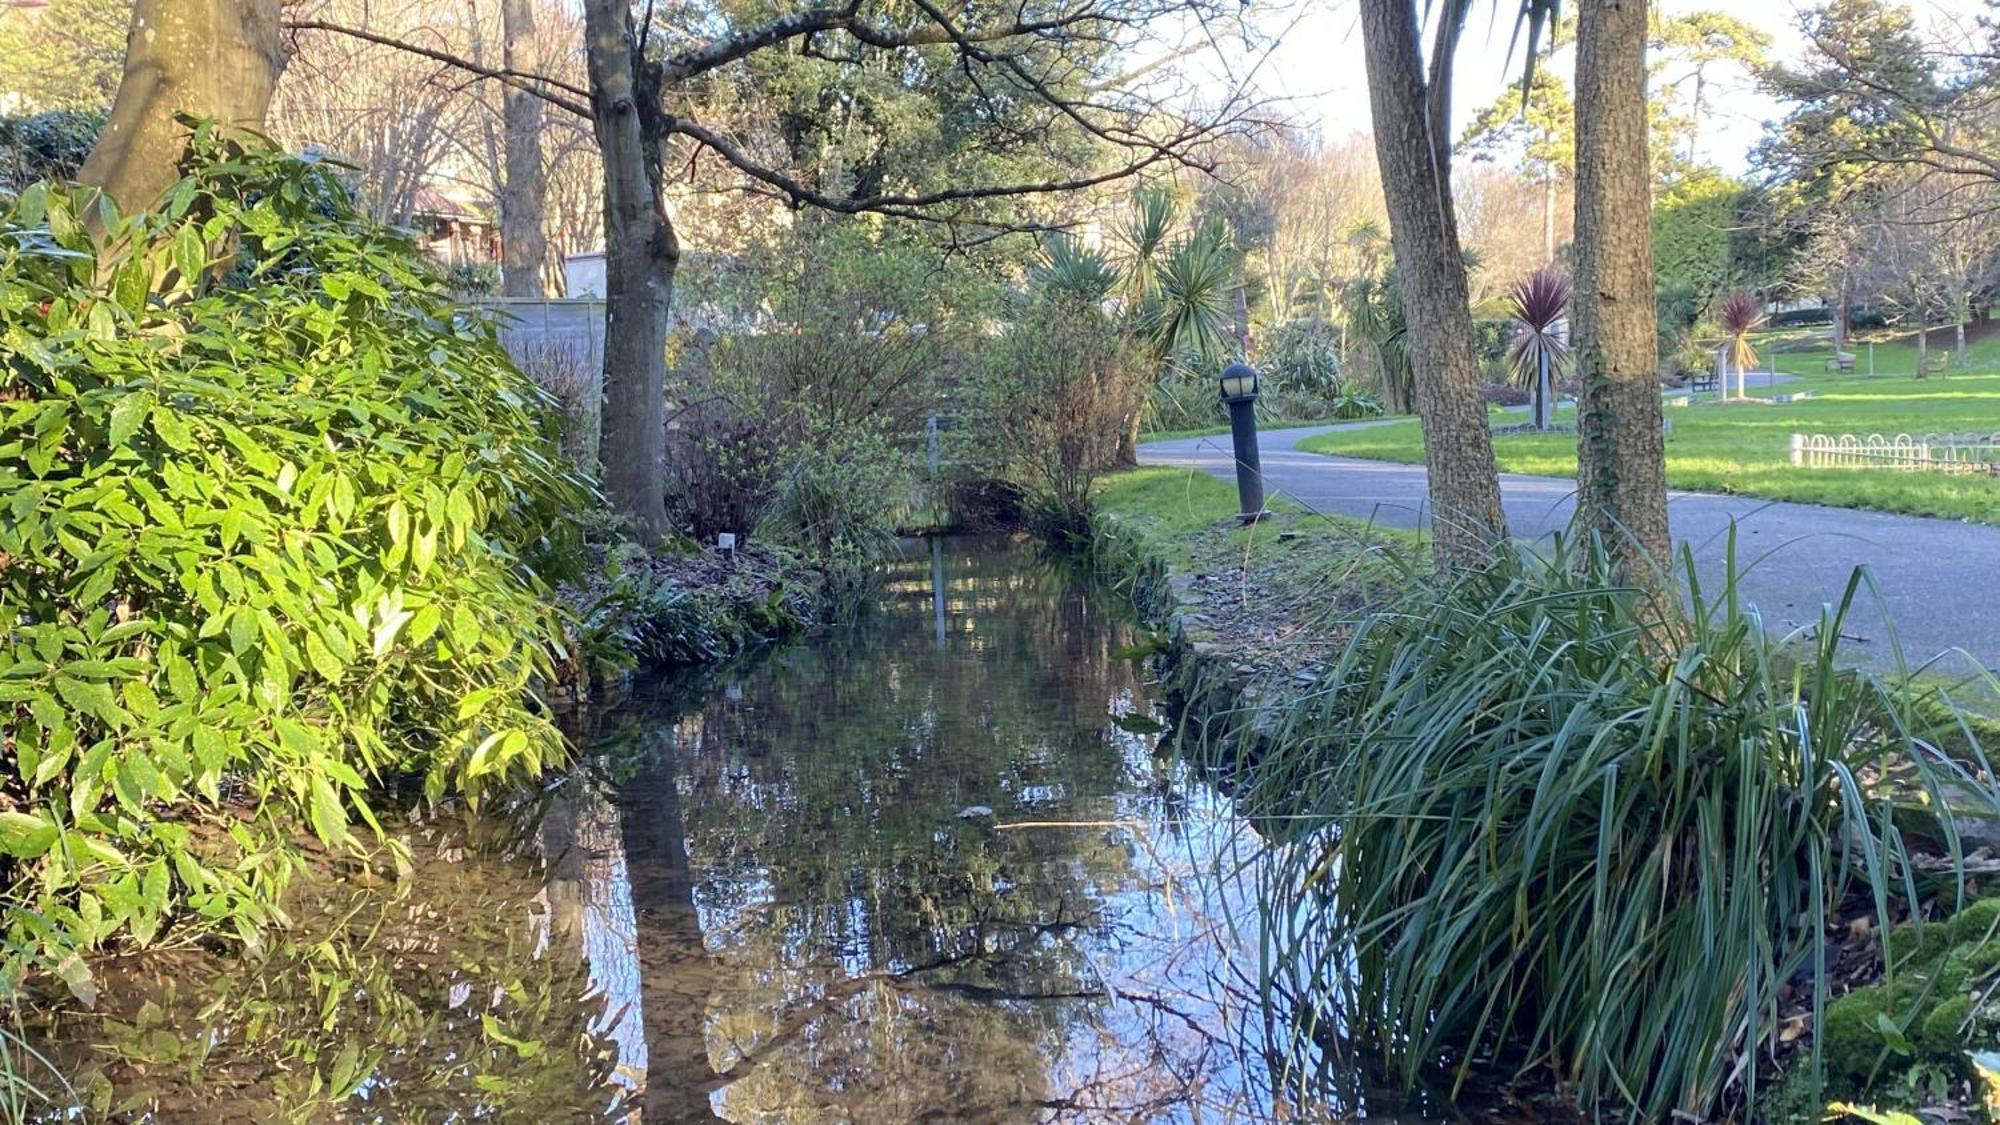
[22,543,1270,1121]
[590,539,1196,1119]
[617,729,726,1123]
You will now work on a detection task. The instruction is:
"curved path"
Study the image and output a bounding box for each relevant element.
[1141,423,2000,674]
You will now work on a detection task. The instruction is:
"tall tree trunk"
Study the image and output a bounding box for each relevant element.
[79,0,287,212]
[500,0,549,298]
[1542,164,1557,263]
[585,0,675,540]
[1572,0,1669,579]
[1833,267,1850,354]
[1233,279,1252,358]
[1357,0,1507,568]
[1915,319,1928,378]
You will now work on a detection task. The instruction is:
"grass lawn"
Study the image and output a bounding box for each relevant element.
[1297,324,2000,526]
[1139,415,1362,444]
[1095,466,1421,568]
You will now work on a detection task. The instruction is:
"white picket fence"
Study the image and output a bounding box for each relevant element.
[1790,432,2000,475]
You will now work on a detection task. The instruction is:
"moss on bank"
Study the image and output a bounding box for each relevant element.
[1762,900,2000,1121]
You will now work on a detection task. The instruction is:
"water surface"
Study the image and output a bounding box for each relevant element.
[29,537,1294,1122]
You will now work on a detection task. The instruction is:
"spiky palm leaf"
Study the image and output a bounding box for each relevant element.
[1718,291,1765,374]
[1140,216,1239,372]
[1507,266,1571,388]
[1030,232,1118,304]
[1116,186,1180,302]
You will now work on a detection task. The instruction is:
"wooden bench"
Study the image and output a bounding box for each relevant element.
[1825,352,1855,373]
[1924,349,1953,376]
[1689,371,1720,394]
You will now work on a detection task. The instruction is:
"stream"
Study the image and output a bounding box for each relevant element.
[25,537,1383,1122]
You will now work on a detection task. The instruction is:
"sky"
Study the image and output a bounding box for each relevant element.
[1253,0,1996,176]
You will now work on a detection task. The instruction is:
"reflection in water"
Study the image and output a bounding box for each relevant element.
[573,538,1285,1121]
[25,538,1297,1122]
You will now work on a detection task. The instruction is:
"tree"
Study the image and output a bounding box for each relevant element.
[1716,291,1765,396]
[1355,0,1523,567]
[1763,0,1999,191]
[1572,0,1669,579]
[1461,68,1574,263]
[272,1,482,226]
[1506,266,1570,430]
[299,0,1252,540]
[498,0,548,297]
[1652,169,1753,366]
[1648,10,1769,167]
[0,0,129,112]
[79,0,290,212]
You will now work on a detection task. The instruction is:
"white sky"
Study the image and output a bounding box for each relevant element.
[1254,0,1996,175]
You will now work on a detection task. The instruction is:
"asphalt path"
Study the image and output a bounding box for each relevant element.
[1141,422,2000,675]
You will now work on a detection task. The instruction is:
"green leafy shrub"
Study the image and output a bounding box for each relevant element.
[661,223,965,550]
[0,110,103,193]
[0,130,593,999]
[962,295,1146,545]
[1237,533,2000,1121]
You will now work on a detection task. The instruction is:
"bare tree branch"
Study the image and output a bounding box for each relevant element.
[285,19,593,118]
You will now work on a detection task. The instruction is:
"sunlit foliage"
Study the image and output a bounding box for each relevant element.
[0,130,593,999]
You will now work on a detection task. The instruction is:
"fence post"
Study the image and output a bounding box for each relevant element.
[1790,433,1805,467]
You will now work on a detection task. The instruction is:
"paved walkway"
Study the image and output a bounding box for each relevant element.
[1141,423,2000,674]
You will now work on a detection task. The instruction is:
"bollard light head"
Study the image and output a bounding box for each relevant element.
[1219,362,1259,401]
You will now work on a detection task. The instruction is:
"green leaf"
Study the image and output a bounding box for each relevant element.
[308,775,348,847]
[108,392,154,448]
[0,811,60,859]
[55,674,123,726]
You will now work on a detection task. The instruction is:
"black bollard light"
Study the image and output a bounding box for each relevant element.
[1219,361,1269,523]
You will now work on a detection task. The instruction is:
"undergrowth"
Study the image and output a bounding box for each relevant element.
[1233,532,2000,1120]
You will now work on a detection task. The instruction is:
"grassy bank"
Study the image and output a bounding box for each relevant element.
[1298,331,2000,525]
[1092,466,2000,1123]
[1090,468,1411,697]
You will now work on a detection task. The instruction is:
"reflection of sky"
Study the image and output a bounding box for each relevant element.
[547,541,1350,1121]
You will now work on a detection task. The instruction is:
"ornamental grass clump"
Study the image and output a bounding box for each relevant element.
[1241,532,1998,1120]
[0,129,593,1000]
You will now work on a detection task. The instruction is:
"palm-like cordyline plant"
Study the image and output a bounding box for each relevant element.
[1030,232,1118,305]
[1506,266,1571,429]
[1717,291,1766,399]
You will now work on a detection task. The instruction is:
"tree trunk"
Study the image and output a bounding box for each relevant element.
[1915,320,1928,378]
[499,0,549,298]
[1542,164,1557,264]
[585,0,675,540]
[78,0,287,213]
[1357,0,1507,568]
[1233,278,1252,358]
[1572,0,1670,579]
[1116,408,1142,468]
[1535,352,1552,430]
[1833,268,1850,354]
